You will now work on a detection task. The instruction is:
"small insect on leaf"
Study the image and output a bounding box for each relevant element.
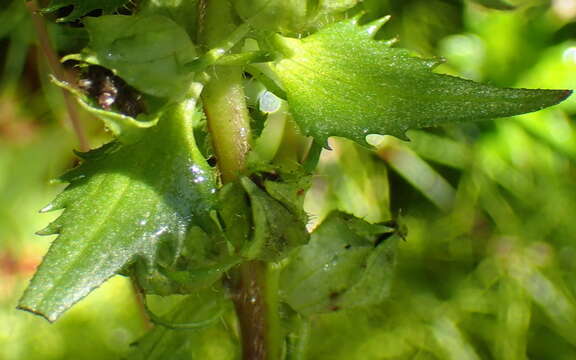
[77,66,145,117]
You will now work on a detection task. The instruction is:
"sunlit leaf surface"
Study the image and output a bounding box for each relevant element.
[18,101,217,321]
[79,15,197,98]
[270,17,571,146]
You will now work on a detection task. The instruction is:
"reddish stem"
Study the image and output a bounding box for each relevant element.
[26,1,89,151]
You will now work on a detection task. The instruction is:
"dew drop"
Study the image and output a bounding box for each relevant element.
[563,46,576,64]
[151,226,168,238]
[193,176,206,184]
[40,204,54,213]
[189,164,208,184]
[259,91,281,113]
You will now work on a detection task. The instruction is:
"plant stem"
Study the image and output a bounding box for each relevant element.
[199,1,279,359]
[26,1,89,151]
[199,0,250,183]
[202,66,251,183]
[232,261,281,360]
[130,275,153,331]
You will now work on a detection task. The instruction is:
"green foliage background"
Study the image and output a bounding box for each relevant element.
[1,0,576,359]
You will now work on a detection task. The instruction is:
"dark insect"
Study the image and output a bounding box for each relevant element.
[77,66,145,117]
[206,156,217,167]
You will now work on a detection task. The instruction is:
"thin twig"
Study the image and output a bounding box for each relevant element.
[130,276,154,331]
[26,1,89,151]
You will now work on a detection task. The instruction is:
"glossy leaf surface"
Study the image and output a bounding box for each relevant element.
[79,15,197,98]
[18,100,217,321]
[270,17,571,146]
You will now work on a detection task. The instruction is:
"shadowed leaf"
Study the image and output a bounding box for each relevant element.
[281,212,398,315]
[42,0,129,22]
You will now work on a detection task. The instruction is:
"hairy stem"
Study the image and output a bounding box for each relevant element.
[202,66,251,183]
[199,1,279,359]
[199,0,250,183]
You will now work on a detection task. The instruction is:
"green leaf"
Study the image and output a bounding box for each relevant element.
[241,177,310,261]
[269,17,571,147]
[280,212,398,315]
[139,0,199,36]
[262,169,310,223]
[79,15,198,98]
[18,99,217,322]
[468,0,515,10]
[232,0,359,34]
[131,226,240,296]
[129,288,237,360]
[219,176,309,262]
[51,75,158,143]
[233,0,311,33]
[42,0,129,22]
[218,181,252,252]
[319,0,360,12]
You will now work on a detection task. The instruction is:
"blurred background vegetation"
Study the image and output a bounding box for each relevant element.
[2,0,576,359]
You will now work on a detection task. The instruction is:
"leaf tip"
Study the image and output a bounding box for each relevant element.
[558,89,573,102]
[39,203,55,213]
[384,37,399,47]
[531,88,573,111]
[349,11,366,25]
[16,304,57,323]
[35,226,60,236]
[395,132,411,142]
[35,216,64,235]
[425,57,446,69]
[362,16,392,37]
[318,138,331,150]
